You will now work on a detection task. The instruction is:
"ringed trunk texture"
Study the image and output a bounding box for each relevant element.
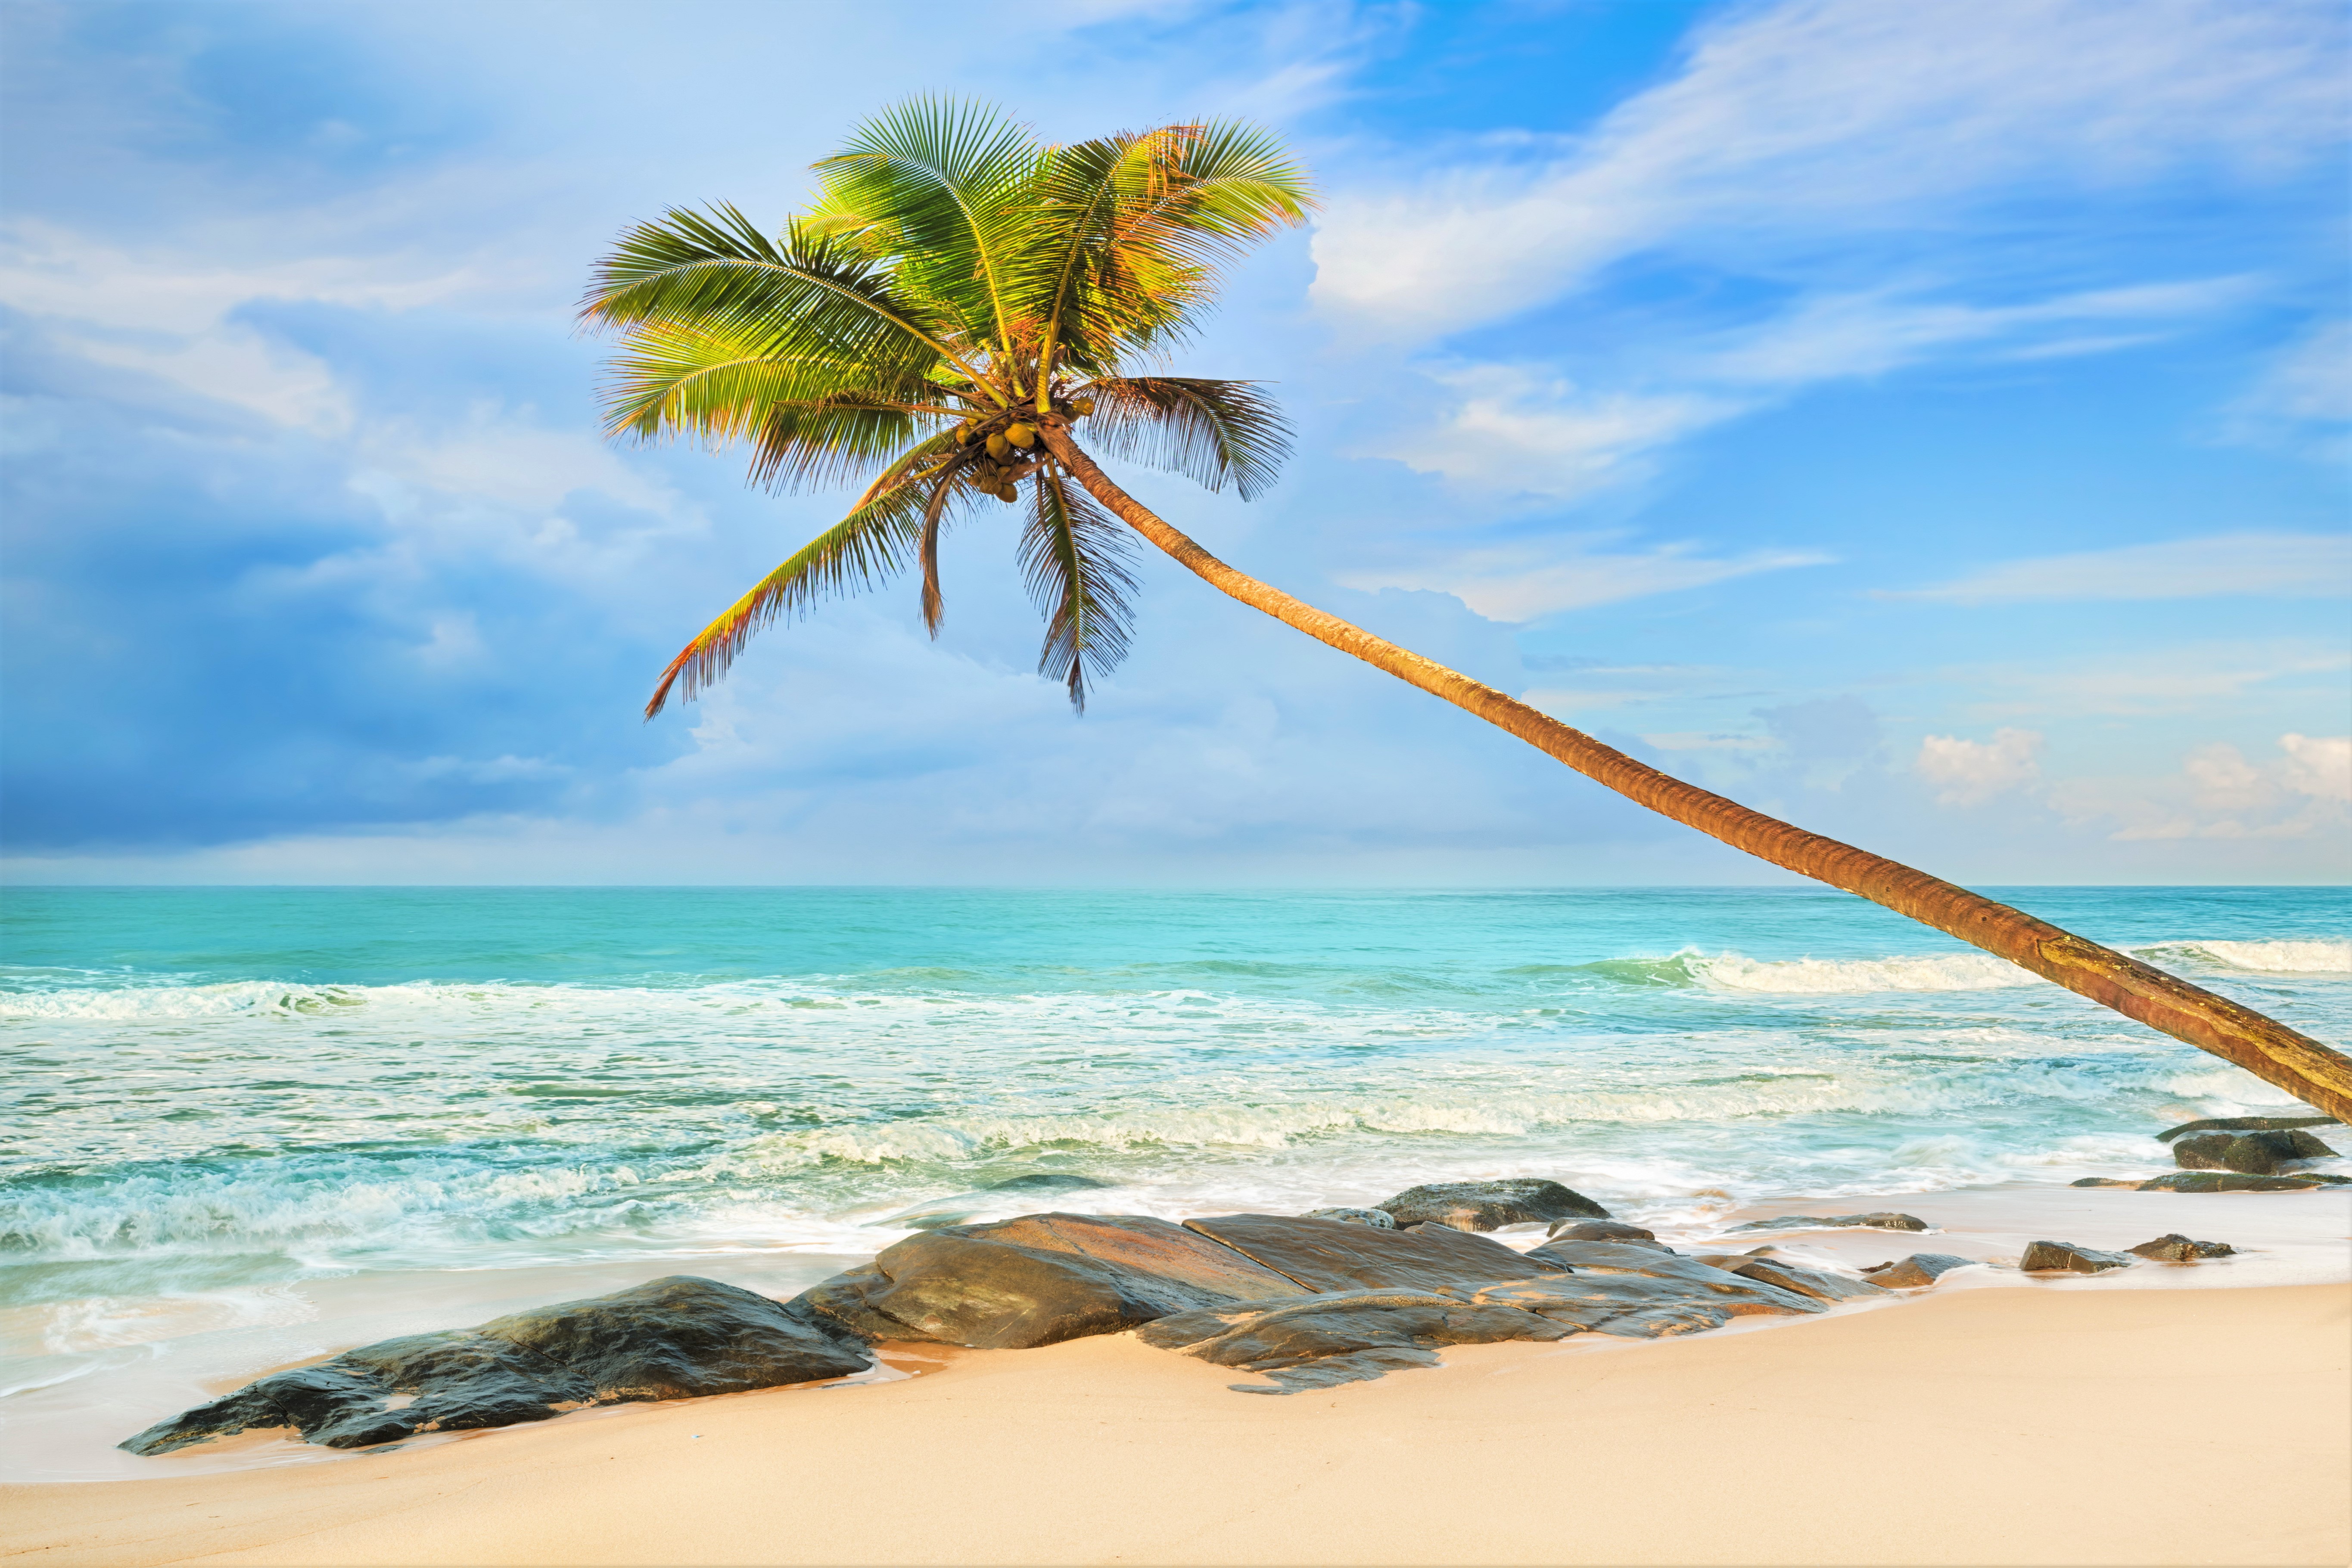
[1042,424,2352,1123]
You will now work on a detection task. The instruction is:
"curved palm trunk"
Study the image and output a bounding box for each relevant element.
[1043,425,2352,1122]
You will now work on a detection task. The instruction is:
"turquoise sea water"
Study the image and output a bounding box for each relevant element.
[3,885,2347,1476]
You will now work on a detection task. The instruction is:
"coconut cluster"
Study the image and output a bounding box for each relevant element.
[951,397,1095,502]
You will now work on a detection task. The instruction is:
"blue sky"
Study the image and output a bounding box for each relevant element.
[2,0,2346,885]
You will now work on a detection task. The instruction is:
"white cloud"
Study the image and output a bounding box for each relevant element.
[2052,733,2352,839]
[2223,320,2352,456]
[1345,535,1831,622]
[1916,728,2044,806]
[1311,0,2343,338]
[1896,532,2352,604]
[1369,364,1743,493]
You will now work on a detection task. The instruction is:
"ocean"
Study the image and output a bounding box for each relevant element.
[3,884,2347,1478]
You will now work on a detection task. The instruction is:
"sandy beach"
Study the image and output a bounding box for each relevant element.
[9,1274,2346,1568]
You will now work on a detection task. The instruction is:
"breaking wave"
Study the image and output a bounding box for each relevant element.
[2134,938,2352,975]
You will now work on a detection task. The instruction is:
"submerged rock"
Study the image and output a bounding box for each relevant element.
[1525,1240,1826,1315]
[1861,1253,1975,1288]
[1302,1207,1396,1229]
[2155,1115,2338,1144]
[2069,1178,2142,1188]
[1730,1212,1929,1234]
[1184,1213,1558,1294]
[2127,1233,2235,1262]
[121,1276,869,1457]
[2019,1240,2133,1275]
[1373,1179,1608,1232]
[804,1213,1312,1350]
[986,1173,1113,1193]
[2172,1129,2336,1176]
[2138,1170,2344,1192]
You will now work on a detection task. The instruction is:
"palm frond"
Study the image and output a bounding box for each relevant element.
[1021,467,1138,711]
[1079,376,1293,500]
[812,100,1048,361]
[643,435,955,717]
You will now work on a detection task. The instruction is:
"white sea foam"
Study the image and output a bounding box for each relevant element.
[1683,949,2040,994]
[2133,938,2352,974]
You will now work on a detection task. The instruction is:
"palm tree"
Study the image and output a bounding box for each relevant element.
[582,101,2350,1121]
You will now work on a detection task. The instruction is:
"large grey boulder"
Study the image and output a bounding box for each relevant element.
[1373,1179,1608,1231]
[2172,1129,2336,1176]
[1302,1207,1396,1228]
[1546,1219,1664,1248]
[121,1276,868,1456]
[798,1213,1311,1349]
[2019,1240,2133,1275]
[1861,1253,1974,1288]
[1183,1213,1558,1294]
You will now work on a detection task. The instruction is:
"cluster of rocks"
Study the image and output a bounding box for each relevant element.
[2018,1233,2236,1276]
[2070,1116,2346,1192]
[119,1165,2265,1456]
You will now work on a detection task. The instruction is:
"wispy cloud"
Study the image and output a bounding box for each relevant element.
[1893,533,2352,604]
[1311,0,2343,339]
[1343,535,1832,622]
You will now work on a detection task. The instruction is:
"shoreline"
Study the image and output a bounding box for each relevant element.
[7,1279,2346,1567]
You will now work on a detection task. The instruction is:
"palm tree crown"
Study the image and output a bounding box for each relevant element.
[581,100,1310,713]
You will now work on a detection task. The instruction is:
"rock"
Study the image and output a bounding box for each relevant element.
[1373,1179,1608,1231]
[2070,1178,2142,1188]
[788,1263,932,1342]
[122,1276,867,1456]
[1183,1213,1558,1295]
[2127,1233,2235,1262]
[2173,1129,2336,1176]
[1861,1253,1974,1288]
[1302,1207,1396,1229]
[986,1173,1112,1192]
[2138,1170,2343,1192]
[2019,1240,2133,1275]
[1546,1219,1661,1247]
[1726,1257,1889,1303]
[1139,1288,1571,1394]
[827,1213,1312,1350]
[2155,1115,2338,1144]
[1524,1240,1826,1315]
[1730,1212,1929,1234]
[1465,1276,1735,1338]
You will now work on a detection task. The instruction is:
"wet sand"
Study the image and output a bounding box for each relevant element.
[8,1278,2346,1568]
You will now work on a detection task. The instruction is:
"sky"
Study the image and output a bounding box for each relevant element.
[1,0,2347,887]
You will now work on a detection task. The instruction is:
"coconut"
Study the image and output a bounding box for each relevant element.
[985,432,1010,459]
[1071,398,1094,417]
[1006,423,1036,448]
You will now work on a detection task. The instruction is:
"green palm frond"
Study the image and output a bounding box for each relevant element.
[642,435,958,717]
[1022,467,1137,711]
[1079,376,1293,500]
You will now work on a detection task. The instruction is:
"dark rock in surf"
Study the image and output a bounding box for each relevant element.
[1183,1213,1557,1294]
[2127,1233,2234,1262]
[1730,1211,1929,1234]
[121,1276,868,1456]
[2138,1170,2344,1192]
[1302,1207,1396,1228]
[2155,1115,2338,1144]
[2172,1129,2336,1176]
[1862,1253,1974,1288]
[2019,1240,2132,1275]
[986,1173,1113,1193]
[2070,1178,2142,1188]
[803,1213,1312,1350]
[1373,1179,1608,1231]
